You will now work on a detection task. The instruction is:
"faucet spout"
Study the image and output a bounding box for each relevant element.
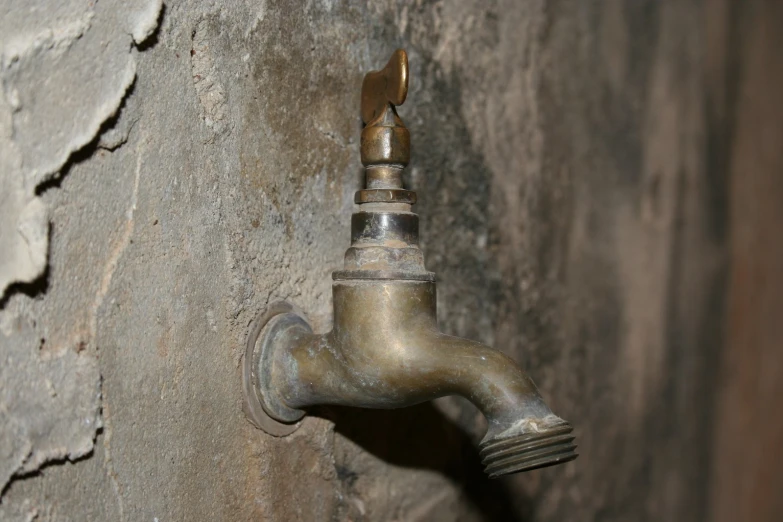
[250,281,576,477]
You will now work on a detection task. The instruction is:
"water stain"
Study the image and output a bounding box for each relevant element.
[239,2,369,234]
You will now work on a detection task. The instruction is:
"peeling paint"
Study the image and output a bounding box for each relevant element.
[0,0,162,294]
[0,318,101,493]
[128,0,164,45]
[0,0,162,503]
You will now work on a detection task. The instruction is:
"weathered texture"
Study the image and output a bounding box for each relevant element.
[0,0,778,521]
[0,319,101,495]
[0,0,162,292]
[0,0,163,505]
[708,1,783,521]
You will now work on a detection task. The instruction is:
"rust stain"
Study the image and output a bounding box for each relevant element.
[156,326,170,358]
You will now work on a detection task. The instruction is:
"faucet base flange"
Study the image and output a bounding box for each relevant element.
[243,301,309,436]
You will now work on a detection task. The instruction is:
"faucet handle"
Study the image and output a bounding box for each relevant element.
[360,49,411,169]
[361,49,408,124]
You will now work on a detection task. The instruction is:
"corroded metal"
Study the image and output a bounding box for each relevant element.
[360,49,410,176]
[242,301,308,436]
[360,49,408,129]
[243,49,577,478]
[354,189,416,205]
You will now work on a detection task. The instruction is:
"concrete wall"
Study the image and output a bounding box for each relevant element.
[1,1,780,521]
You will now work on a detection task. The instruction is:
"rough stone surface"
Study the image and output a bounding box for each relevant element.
[0,0,162,507]
[0,0,776,521]
[0,0,163,292]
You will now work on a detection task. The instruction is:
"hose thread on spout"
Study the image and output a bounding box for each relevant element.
[479,423,578,478]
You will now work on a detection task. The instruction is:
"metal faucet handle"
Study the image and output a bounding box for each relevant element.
[361,49,408,124]
[360,49,411,170]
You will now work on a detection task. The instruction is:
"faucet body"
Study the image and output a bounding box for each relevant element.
[242,50,576,477]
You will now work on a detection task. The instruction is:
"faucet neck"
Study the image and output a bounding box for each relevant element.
[333,49,433,282]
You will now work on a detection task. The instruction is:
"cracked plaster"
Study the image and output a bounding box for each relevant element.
[0,0,161,293]
[0,0,162,507]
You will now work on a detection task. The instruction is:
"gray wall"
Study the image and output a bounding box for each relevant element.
[2,1,780,521]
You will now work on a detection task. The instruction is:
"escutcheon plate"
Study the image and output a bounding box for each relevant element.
[242,301,311,436]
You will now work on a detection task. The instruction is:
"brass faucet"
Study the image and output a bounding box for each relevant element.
[242,50,577,478]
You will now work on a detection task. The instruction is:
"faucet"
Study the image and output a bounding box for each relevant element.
[242,50,577,478]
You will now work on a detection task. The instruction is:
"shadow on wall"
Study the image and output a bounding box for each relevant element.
[315,403,535,522]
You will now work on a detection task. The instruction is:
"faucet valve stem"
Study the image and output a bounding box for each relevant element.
[356,50,414,205]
